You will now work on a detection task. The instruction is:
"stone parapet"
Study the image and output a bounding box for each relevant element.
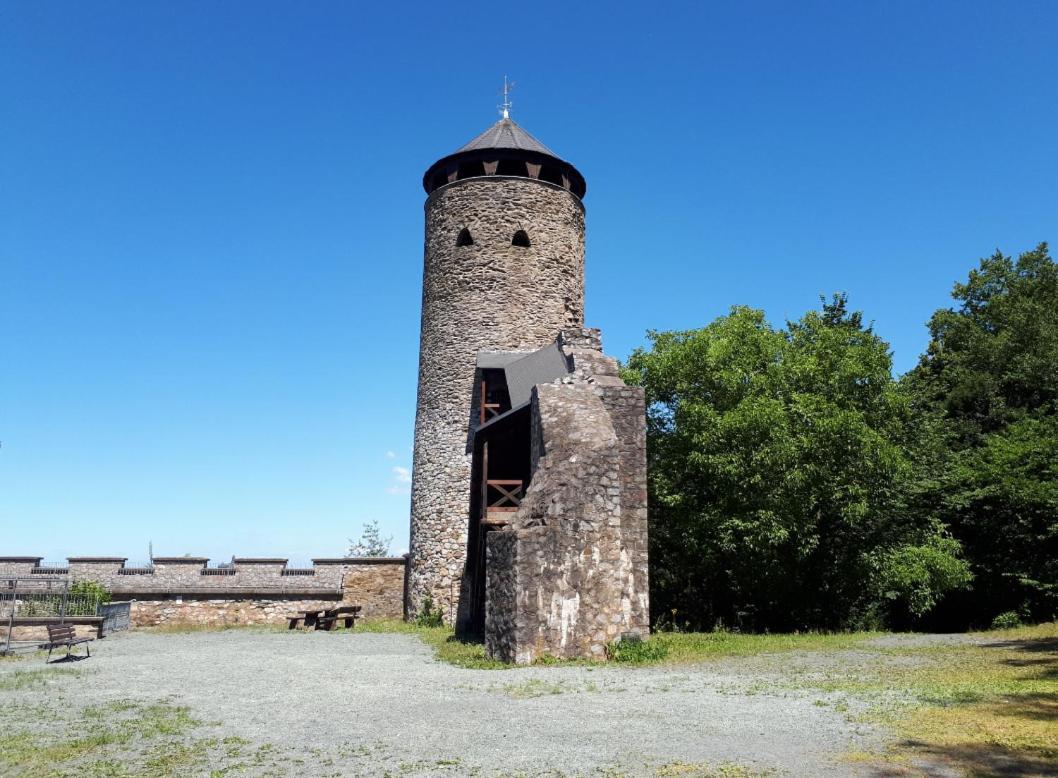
[1,555,409,624]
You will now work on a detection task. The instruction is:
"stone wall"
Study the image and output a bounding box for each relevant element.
[485,329,649,663]
[0,555,408,628]
[129,598,342,628]
[408,176,586,621]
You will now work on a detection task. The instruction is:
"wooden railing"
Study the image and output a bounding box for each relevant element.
[479,379,503,424]
[484,479,523,525]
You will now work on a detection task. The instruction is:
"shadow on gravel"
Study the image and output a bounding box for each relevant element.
[868,635,1058,777]
[992,637,1058,680]
[888,741,1058,777]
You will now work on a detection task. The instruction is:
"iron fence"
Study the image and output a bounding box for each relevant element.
[1,576,111,655]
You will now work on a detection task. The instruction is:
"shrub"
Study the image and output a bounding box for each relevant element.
[990,611,1023,630]
[67,580,111,615]
[415,594,444,628]
[605,636,668,664]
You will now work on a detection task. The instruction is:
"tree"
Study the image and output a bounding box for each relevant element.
[347,520,392,557]
[903,244,1058,623]
[907,243,1057,443]
[624,296,969,631]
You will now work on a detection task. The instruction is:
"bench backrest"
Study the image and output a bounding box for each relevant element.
[47,624,77,642]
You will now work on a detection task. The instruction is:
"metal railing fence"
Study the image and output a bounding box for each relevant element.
[2,576,110,655]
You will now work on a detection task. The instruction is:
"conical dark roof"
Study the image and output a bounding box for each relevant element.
[456,118,558,157]
[423,116,585,199]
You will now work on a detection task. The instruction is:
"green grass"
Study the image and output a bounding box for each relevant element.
[0,700,201,774]
[358,618,882,668]
[0,666,85,691]
[650,629,880,663]
[355,618,509,669]
[140,622,287,635]
[775,622,1058,776]
[360,618,1058,773]
[654,763,776,777]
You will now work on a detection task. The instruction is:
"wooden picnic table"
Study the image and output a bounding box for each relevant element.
[287,605,362,631]
[284,608,329,630]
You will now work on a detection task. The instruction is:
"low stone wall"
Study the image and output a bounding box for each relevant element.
[341,559,406,619]
[0,555,409,628]
[130,597,343,628]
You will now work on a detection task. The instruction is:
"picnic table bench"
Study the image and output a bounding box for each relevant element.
[316,605,362,631]
[41,623,93,661]
[287,605,361,631]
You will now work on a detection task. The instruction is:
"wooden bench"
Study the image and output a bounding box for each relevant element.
[315,605,362,632]
[41,623,93,661]
[9,616,106,639]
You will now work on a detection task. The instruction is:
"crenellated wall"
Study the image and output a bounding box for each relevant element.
[0,555,408,627]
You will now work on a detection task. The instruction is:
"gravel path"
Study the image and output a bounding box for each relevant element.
[0,630,896,776]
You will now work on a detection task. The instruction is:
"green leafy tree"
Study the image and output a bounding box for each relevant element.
[903,244,1058,623]
[624,296,969,631]
[347,519,392,557]
[907,243,1057,441]
[905,243,1053,622]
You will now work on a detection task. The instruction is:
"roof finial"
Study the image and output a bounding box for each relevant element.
[499,75,514,120]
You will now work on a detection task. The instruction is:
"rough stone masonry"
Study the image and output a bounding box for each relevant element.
[485,328,650,662]
[407,115,649,661]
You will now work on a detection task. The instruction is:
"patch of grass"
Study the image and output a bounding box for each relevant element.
[0,649,45,663]
[500,678,567,698]
[0,665,85,691]
[360,619,883,669]
[355,618,508,669]
[783,622,1058,775]
[141,622,286,635]
[607,637,669,663]
[143,737,217,774]
[651,629,879,664]
[655,762,776,777]
[0,699,221,775]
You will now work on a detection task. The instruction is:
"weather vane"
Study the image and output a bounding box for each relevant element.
[499,75,515,119]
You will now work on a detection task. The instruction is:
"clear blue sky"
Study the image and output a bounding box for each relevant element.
[2,2,1055,565]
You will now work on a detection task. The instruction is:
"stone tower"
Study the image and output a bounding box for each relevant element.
[407,115,588,621]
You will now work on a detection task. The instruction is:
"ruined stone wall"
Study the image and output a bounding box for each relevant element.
[408,177,585,621]
[484,330,649,663]
[562,328,651,635]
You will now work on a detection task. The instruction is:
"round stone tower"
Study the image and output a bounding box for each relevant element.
[408,115,587,621]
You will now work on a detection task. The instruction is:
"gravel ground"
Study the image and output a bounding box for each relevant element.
[0,630,902,776]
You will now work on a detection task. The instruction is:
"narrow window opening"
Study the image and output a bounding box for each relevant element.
[512,230,531,248]
[457,160,486,180]
[457,228,474,247]
[539,166,563,186]
[496,159,527,177]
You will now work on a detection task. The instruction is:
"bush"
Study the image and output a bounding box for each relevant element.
[415,594,444,628]
[990,611,1023,630]
[67,580,111,615]
[605,636,668,664]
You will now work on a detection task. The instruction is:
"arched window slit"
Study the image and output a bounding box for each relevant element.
[512,230,530,248]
